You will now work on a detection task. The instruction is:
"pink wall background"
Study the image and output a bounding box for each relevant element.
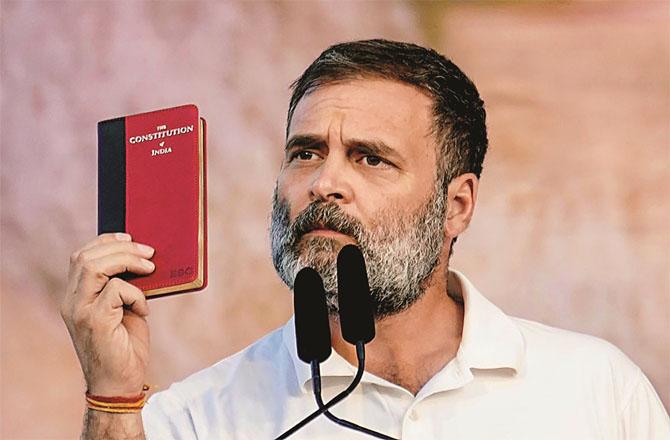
[1,1,668,437]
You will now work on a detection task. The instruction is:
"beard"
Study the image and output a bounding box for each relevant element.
[270,180,447,320]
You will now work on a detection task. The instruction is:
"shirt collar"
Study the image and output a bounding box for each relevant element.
[450,269,526,373]
[282,269,526,394]
[283,315,387,394]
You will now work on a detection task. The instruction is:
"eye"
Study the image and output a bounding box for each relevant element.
[290,150,319,162]
[363,156,383,167]
[364,156,382,167]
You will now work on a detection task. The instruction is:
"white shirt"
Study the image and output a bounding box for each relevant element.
[142,270,670,439]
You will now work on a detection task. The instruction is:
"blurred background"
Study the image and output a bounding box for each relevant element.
[1,0,668,437]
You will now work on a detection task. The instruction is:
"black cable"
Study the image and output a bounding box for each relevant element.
[311,342,397,440]
[274,344,366,439]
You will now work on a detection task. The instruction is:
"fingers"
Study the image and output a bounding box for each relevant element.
[96,278,149,318]
[67,234,155,298]
[71,232,132,263]
[62,233,155,327]
[78,240,155,263]
[69,234,153,272]
[77,252,155,300]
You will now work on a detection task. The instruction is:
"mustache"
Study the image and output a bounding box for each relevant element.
[290,202,363,242]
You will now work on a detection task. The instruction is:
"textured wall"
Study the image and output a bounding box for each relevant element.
[1,1,668,437]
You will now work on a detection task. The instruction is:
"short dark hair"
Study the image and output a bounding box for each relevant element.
[287,39,489,191]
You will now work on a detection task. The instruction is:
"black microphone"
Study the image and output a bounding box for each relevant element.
[309,245,396,440]
[336,244,375,345]
[276,267,332,439]
[294,267,331,364]
[277,265,390,439]
[277,256,396,439]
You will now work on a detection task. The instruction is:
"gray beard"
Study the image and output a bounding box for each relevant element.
[269,181,447,319]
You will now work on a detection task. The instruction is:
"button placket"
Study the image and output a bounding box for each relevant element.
[401,403,427,440]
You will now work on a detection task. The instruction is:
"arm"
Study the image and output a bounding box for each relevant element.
[82,411,145,440]
[61,233,156,439]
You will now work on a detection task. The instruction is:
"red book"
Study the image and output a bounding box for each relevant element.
[98,104,207,298]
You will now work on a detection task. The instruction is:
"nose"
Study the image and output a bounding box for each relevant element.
[309,154,353,204]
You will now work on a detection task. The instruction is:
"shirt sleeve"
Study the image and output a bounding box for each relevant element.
[142,388,198,440]
[620,369,670,439]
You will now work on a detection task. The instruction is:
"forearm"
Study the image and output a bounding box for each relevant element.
[82,409,145,440]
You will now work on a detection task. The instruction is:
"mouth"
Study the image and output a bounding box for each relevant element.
[300,222,356,242]
[305,228,350,238]
[304,227,346,238]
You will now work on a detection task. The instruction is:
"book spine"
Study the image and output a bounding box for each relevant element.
[97,117,127,235]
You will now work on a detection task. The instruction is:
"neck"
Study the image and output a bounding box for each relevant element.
[329,259,464,395]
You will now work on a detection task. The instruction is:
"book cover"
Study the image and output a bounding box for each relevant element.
[98,104,207,298]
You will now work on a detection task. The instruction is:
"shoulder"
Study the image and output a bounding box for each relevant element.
[513,317,643,404]
[514,317,637,368]
[514,317,639,372]
[511,318,670,434]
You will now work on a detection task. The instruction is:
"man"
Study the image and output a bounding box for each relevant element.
[61,40,669,439]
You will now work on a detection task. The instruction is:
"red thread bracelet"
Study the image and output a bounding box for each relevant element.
[85,385,150,413]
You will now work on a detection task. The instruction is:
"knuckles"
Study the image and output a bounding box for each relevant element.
[71,249,91,270]
[128,282,144,297]
[80,261,108,283]
[107,277,143,299]
[106,277,126,291]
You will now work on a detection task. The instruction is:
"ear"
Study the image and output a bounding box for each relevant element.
[444,173,479,240]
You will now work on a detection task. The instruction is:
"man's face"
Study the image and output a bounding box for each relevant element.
[270,79,448,318]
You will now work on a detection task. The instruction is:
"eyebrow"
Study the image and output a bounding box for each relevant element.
[346,138,397,158]
[285,134,400,160]
[284,134,325,151]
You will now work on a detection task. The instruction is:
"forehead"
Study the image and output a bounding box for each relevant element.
[288,79,435,148]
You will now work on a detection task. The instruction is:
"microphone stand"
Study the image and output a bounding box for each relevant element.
[312,341,397,440]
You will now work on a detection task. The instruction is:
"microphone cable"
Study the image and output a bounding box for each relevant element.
[276,266,358,439]
[276,246,399,439]
[311,342,397,440]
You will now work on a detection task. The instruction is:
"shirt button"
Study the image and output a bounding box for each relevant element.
[409,410,419,421]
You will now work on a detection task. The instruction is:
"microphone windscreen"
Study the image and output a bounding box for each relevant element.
[294,267,332,364]
[337,245,375,344]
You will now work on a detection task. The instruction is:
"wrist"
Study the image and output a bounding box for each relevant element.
[83,409,145,440]
[86,385,150,414]
[86,381,148,398]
